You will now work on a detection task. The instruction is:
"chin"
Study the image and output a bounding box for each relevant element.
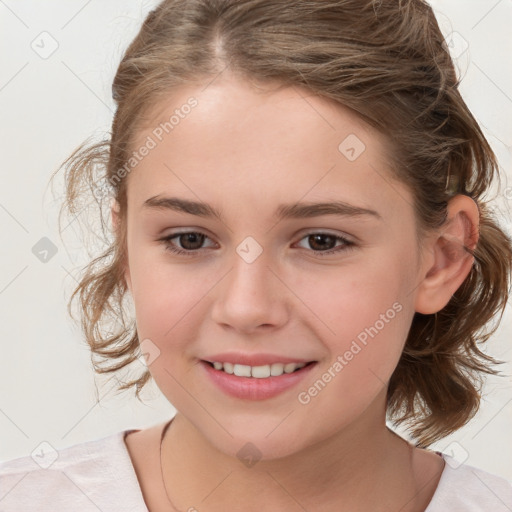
[193,413,324,464]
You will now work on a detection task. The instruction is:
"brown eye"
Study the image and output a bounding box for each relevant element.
[307,234,337,251]
[295,232,355,256]
[177,232,206,250]
[158,231,215,256]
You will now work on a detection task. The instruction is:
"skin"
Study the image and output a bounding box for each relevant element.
[114,74,479,512]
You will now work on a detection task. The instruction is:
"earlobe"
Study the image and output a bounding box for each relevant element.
[414,195,479,314]
[124,266,133,294]
[110,198,132,294]
[110,198,121,232]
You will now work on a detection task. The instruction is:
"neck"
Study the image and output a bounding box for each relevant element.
[159,394,434,512]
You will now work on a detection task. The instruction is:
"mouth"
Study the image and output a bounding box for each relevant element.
[202,360,316,378]
[199,359,318,400]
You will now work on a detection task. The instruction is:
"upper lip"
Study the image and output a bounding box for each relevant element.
[202,352,316,366]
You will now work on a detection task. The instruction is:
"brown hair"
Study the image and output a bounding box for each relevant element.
[53,0,512,447]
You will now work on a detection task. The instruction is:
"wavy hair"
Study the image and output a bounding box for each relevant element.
[53,0,512,447]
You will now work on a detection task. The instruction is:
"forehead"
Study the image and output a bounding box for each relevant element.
[126,76,412,223]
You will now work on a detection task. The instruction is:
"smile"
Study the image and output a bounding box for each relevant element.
[200,359,318,400]
[204,360,313,378]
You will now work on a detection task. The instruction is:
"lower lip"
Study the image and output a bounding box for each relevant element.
[200,360,317,401]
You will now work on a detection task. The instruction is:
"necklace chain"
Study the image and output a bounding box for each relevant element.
[159,417,181,512]
[157,419,432,511]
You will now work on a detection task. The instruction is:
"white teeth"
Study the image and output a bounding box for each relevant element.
[209,361,307,377]
[252,365,271,378]
[233,364,252,377]
[270,363,284,376]
[284,362,298,374]
[223,362,234,374]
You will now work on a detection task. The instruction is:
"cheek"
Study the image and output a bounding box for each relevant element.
[126,228,207,328]
[293,253,415,391]
[129,261,211,401]
[293,251,413,338]
[131,266,208,341]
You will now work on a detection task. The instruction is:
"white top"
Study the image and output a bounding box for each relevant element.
[1,428,511,511]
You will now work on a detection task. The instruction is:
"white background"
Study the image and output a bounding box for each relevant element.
[1,0,511,482]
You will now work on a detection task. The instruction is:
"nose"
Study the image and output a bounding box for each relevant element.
[210,248,289,334]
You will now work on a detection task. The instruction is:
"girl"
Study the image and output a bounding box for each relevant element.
[1,1,511,510]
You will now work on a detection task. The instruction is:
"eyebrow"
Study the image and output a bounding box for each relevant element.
[142,195,382,221]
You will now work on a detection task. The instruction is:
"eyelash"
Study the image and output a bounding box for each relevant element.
[157,230,356,257]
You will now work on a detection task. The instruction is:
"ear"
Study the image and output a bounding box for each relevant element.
[110,197,121,232]
[110,198,132,294]
[414,195,479,314]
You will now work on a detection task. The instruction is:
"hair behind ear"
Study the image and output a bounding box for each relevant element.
[387,203,512,447]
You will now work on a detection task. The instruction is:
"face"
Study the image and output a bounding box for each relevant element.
[119,75,427,460]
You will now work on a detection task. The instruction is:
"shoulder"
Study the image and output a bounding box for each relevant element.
[426,455,512,512]
[0,429,148,512]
